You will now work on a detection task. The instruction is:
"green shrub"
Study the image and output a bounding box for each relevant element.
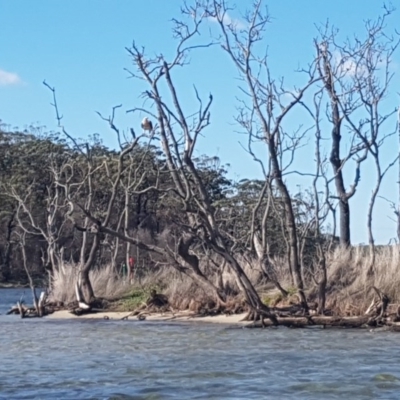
[116,289,148,311]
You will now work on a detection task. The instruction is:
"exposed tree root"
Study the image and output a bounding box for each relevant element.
[247,287,396,330]
[248,315,370,328]
[241,305,278,327]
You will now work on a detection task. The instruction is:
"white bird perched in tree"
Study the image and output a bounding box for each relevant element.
[141,117,153,132]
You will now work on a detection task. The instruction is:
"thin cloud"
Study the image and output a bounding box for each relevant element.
[332,51,369,78]
[336,55,362,77]
[281,89,301,103]
[208,12,246,30]
[0,68,22,86]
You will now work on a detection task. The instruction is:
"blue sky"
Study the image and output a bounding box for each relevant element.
[1,0,399,244]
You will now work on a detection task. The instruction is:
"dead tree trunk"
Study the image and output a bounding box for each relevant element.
[315,24,393,247]
[0,210,15,281]
[177,234,227,306]
[271,156,308,309]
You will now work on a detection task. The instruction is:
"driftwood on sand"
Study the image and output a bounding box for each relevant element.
[249,287,400,331]
[6,290,52,318]
[7,283,400,333]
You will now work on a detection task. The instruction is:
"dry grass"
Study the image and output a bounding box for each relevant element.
[49,255,253,312]
[324,245,400,315]
[49,246,400,315]
[154,255,293,312]
[49,262,130,304]
[219,245,400,315]
[136,267,234,311]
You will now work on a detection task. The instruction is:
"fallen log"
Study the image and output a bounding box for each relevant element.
[7,302,29,317]
[248,286,394,329]
[249,315,372,329]
[69,306,99,316]
[6,302,54,317]
[6,305,19,315]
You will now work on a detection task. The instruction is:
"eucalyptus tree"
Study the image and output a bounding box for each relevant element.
[0,126,70,281]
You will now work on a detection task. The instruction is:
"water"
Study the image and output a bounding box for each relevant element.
[1,289,400,399]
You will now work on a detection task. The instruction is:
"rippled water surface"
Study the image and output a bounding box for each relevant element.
[1,288,400,399]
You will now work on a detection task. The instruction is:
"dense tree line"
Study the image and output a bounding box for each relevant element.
[0,125,322,282]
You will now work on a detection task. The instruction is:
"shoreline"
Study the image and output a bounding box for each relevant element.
[0,283,30,289]
[44,310,400,331]
[45,310,249,325]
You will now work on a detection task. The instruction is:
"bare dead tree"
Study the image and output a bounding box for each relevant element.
[252,181,289,298]
[77,2,278,322]
[316,40,365,247]
[309,90,333,314]
[378,108,400,244]
[44,82,150,302]
[45,80,230,307]
[45,144,99,302]
[5,180,67,280]
[398,107,400,242]
[98,106,133,273]
[96,105,162,280]
[207,0,321,311]
[44,81,101,301]
[15,230,46,316]
[356,25,400,272]
[315,10,399,248]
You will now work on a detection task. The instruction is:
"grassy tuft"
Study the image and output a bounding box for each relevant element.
[49,262,130,304]
[324,245,400,315]
[111,288,148,311]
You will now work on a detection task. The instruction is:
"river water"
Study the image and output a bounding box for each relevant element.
[1,288,400,399]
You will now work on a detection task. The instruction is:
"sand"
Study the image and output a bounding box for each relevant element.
[45,309,248,325]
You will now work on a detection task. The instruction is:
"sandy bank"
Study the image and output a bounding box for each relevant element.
[46,310,248,325]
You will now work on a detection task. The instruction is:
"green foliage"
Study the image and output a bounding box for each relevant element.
[115,288,148,311]
[285,286,298,296]
[262,292,285,306]
[114,284,164,311]
[262,295,274,306]
[0,123,179,280]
